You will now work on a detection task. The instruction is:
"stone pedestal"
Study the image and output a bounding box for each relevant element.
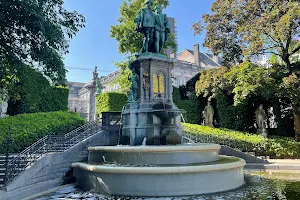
[121,55,183,146]
[256,128,268,138]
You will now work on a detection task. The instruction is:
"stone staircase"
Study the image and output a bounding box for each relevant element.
[0,121,101,188]
[0,154,16,188]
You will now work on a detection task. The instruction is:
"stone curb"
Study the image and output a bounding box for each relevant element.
[245,163,300,170]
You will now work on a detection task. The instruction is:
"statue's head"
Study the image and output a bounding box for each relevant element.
[155,5,162,14]
[145,0,153,8]
[259,104,263,109]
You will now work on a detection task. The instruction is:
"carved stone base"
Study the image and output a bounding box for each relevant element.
[206,123,215,128]
[256,128,268,137]
[122,56,183,146]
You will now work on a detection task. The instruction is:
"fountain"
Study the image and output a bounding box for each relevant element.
[72,1,245,197]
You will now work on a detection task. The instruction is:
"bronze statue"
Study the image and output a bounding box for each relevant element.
[135,1,170,55]
[96,78,102,95]
[135,0,155,53]
[154,5,170,53]
[93,66,99,83]
[128,68,139,101]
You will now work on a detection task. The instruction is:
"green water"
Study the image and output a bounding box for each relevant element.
[35,172,300,200]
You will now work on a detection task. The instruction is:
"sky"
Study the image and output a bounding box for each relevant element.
[64,0,215,83]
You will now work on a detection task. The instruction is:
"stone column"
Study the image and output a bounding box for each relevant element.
[87,85,96,122]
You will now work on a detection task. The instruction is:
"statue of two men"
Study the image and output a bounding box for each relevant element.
[135,0,170,54]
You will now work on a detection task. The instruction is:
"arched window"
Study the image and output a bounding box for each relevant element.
[153,71,165,97]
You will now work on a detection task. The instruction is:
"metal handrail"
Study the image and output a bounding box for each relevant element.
[3,121,102,187]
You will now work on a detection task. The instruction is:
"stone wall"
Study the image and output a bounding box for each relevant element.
[0,131,109,200]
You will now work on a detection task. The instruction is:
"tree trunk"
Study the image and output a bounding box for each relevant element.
[292,101,300,141]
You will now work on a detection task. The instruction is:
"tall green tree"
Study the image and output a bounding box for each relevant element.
[0,0,85,96]
[195,67,228,98]
[193,0,300,69]
[110,0,177,92]
[224,61,300,140]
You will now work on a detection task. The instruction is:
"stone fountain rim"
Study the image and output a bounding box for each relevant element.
[72,156,245,174]
[88,143,221,152]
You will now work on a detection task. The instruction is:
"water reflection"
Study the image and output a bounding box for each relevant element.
[34,172,300,200]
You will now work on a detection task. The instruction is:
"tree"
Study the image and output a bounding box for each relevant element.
[224,61,300,139]
[224,62,276,103]
[193,0,300,69]
[110,0,177,92]
[195,67,228,98]
[0,0,85,94]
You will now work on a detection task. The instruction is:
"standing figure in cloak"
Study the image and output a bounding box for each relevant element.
[135,0,155,54]
[154,5,170,53]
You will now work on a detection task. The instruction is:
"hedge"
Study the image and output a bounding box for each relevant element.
[96,92,127,115]
[0,111,85,153]
[173,87,205,124]
[7,65,69,116]
[182,123,300,158]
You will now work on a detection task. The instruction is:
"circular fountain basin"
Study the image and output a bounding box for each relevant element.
[88,144,221,165]
[72,156,245,196]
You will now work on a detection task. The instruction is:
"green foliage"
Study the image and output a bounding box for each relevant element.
[173,87,205,124]
[195,67,228,98]
[172,87,181,104]
[183,123,300,158]
[0,111,84,153]
[0,0,85,86]
[96,92,128,114]
[0,59,18,100]
[176,93,203,124]
[224,61,276,104]
[178,73,200,100]
[193,0,300,68]
[215,92,254,131]
[7,65,69,115]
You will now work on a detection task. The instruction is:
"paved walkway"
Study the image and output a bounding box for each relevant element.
[246,159,300,170]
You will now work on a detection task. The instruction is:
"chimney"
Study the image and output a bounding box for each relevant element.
[193,44,200,66]
[212,55,219,64]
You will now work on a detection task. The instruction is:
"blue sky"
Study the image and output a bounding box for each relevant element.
[64,0,214,83]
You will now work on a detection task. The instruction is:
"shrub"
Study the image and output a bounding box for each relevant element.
[0,111,85,153]
[175,93,205,124]
[215,92,255,131]
[7,66,69,115]
[182,123,300,158]
[96,92,128,115]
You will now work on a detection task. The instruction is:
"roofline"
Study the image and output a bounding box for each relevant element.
[201,52,221,67]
